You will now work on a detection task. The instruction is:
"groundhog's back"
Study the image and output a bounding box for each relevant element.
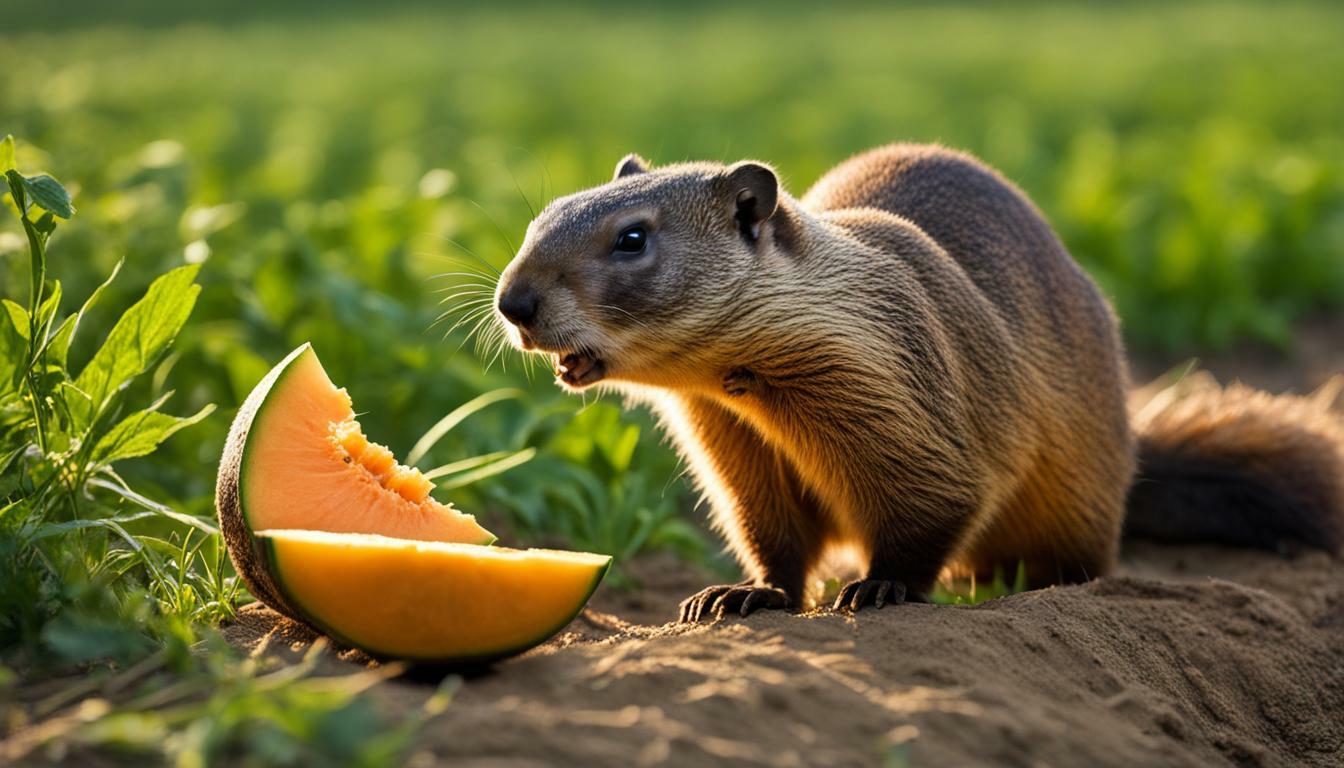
[803,144,1135,575]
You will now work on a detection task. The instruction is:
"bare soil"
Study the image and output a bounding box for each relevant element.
[224,540,1344,768]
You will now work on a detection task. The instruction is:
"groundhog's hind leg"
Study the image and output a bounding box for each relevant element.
[658,395,830,622]
[959,444,1126,588]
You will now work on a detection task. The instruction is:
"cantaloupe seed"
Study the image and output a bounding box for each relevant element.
[328,419,432,504]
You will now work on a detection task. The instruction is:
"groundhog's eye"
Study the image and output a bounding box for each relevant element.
[613,225,648,256]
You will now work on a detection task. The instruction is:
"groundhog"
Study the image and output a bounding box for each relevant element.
[492,143,1344,621]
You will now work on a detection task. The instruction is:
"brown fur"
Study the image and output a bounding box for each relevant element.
[493,143,1344,619]
[1127,373,1344,552]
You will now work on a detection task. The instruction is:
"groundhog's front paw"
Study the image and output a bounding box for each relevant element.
[722,367,759,397]
[832,579,908,611]
[678,582,791,622]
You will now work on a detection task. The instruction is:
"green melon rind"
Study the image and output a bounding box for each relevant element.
[259,534,611,665]
[216,343,315,620]
[236,343,313,534]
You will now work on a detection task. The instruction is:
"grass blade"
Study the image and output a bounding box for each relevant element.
[88,475,219,535]
[406,388,521,467]
[435,447,536,490]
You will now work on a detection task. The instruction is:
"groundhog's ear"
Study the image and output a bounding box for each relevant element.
[613,153,650,180]
[725,161,779,242]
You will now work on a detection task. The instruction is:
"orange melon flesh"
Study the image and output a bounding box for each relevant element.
[258,529,611,662]
[238,344,494,545]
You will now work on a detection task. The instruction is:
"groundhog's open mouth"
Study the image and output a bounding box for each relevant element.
[555,349,606,388]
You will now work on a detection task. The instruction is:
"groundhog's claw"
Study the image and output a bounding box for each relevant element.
[833,578,907,611]
[678,582,791,622]
[678,581,746,622]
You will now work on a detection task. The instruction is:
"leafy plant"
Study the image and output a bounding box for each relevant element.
[1,135,472,766]
[0,134,219,665]
[4,636,458,767]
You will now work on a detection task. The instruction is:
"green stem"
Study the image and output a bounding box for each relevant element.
[25,369,49,455]
[21,214,46,342]
[6,177,52,454]
[5,171,46,342]
[22,229,49,454]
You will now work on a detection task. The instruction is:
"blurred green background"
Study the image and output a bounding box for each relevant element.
[5,0,1344,565]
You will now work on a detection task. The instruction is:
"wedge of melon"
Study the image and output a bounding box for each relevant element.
[257,530,611,662]
[216,343,495,616]
[217,343,612,663]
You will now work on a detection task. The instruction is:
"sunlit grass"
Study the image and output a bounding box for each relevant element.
[931,563,1030,607]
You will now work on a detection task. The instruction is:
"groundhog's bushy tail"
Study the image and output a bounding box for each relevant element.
[1124,372,1344,554]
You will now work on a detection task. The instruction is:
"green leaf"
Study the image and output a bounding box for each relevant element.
[74,264,201,417]
[0,304,27,393]
[41,614,151,664]
[136,534,195,560]
[607,423,640,473]
[2,300,29,342]
[87,475,219,535]
[20,174,75,219]
[47,258,122,368]
[33,211,56,236]
[0,136,14,174]
[36,279,61,341]
[420,450,514,481]
[44,316,76,369]
[435,447,536,490]
[91,400,215,465]
[56,379,94,419]
[30,510,158,541]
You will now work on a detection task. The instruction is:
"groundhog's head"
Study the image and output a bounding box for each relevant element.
[494,154,784,390]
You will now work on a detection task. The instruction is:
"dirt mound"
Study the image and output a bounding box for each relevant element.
[224,543,1344,767]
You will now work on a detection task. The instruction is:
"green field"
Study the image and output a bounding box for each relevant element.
[4,2,1344,762]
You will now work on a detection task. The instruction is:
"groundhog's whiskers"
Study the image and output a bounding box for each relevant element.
[426,270,497,285]
[433,289,493,307]
[444,306,491,342]
[594,304,654,334]
[429,298,493,333]
[426,274,494,334]
[466,200,518,260]
[505,165,537,220]
[426,237,504,277]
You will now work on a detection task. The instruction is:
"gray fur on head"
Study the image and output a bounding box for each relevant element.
[495,155,795,390]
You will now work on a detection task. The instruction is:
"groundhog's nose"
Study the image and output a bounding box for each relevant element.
[497,286,541,328]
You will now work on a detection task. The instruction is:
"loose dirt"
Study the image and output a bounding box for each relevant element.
[225,540,1344,767]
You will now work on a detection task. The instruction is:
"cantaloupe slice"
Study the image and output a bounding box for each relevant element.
[216,344,497,613]
[216,343,611,663]
[258,530,610,662]
[218,344,494,544]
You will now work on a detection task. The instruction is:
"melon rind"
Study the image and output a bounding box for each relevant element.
[216,344,314,618]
